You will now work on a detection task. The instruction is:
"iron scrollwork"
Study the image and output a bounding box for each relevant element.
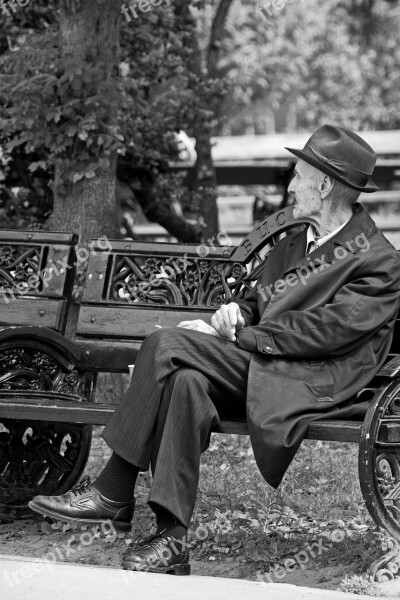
[375,388,400,534]
[0,344,92,518]
[110,254,249,307]
[0,420,91,519]
[360,381,400,581]
[0,244,42,295]
[0,347,84,397]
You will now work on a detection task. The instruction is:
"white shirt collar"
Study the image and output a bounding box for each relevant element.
[306,218,351,249]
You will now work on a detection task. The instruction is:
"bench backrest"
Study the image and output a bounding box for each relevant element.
[0,230,77,334]
[76,205,400,373]
[76,208,312,371]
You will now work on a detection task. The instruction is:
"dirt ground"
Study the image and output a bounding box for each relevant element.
[0,515,362,589]
[1,509,400,598]
[1,429,400,597]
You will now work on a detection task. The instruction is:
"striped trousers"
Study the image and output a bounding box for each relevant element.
[102,327,252,527]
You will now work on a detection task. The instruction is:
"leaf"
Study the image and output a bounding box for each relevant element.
[28,160,47,172]
[232,511,250,520]
[66,125,77,137]
[315,477,329,485]
[72,172,84,183]
[40,521,53,535]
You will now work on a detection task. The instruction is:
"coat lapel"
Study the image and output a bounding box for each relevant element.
[280,231,335,279]
[279,203,375,279]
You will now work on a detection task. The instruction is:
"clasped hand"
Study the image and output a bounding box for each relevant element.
[177,303,245,342]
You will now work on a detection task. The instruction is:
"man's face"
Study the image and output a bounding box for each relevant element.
[288,160,323,220]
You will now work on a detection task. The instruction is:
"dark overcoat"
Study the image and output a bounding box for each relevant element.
[234,203,400,488]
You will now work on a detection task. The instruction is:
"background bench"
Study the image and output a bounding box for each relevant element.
[1,207,400,581]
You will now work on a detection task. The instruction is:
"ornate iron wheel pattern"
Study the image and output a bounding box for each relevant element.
[0,342,94,519]
[359,379,400,581]
[0,420,92,519]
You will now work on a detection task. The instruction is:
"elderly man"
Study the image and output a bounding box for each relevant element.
[29,125,400,575]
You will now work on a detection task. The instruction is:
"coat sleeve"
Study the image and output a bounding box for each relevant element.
[236,252,400,359]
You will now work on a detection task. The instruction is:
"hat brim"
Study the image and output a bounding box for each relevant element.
[285,147,380,193]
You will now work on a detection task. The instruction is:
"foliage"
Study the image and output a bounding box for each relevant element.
[339,574,379,596]
[78,428,396,590]
[0,1,228,238]
[218,0,400,133]
[1,0,399,234]
[0,28,122,185]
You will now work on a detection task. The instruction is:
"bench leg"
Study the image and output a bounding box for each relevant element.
[359,379,400,581]
[0,339,94,519]
[0,419,92,520]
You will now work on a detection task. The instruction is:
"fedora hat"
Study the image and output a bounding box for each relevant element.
[285,124,379,192]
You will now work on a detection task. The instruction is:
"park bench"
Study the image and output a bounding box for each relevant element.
[1,207,400,581]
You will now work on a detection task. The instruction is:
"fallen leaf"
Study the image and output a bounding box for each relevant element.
[40,521,53,535]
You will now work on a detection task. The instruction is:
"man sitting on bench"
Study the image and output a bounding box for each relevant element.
[29,124,400,576]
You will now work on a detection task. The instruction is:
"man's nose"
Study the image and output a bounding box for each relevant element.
[288,177,296,195]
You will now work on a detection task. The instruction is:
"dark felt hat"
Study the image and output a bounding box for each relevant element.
[285,124,379,192]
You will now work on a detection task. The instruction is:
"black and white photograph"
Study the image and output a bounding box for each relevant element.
[1,1,400,598]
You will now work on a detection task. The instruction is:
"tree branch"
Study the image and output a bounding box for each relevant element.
[208,0,233,75]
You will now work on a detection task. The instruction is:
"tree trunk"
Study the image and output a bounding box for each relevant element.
[51,156,118,247]
[48,0,121,248]
[48,1,125,400]
[175,0,233,241]
[192,129,220,242]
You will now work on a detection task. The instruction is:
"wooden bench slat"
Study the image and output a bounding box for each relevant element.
[89,240,231,256]
[77,307,215,339]
[0,396,362,442]
[216,419,362,441]
[0,298,65,330]
[0,231,78,244]
[0,398,114,424]
[77,339,140,371]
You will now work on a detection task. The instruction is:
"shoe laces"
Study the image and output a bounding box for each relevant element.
[139,529,187,552]
[137,530,169,549]
[70,476,92,497]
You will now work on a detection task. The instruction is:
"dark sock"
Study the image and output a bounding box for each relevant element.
[93,452,139,503]
[155,506,188,541]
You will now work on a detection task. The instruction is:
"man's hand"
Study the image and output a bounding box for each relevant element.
[211,303,245,342]
[177,319,218,336]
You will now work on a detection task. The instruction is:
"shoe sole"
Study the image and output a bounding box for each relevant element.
[27,501,132,532]
[121,561,190,575]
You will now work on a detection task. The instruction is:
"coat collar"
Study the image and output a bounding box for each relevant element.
[306,218,350,249]
[281,203,376,278]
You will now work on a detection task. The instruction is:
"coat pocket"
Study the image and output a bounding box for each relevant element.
[306,361,335,402]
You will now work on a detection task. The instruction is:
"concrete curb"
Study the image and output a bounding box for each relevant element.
[0,555,380,600]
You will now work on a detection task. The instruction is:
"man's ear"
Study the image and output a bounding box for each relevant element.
[319,175,334,199]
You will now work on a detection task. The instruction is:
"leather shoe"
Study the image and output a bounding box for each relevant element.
[122,529,190,575]
[28,476,134,532]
